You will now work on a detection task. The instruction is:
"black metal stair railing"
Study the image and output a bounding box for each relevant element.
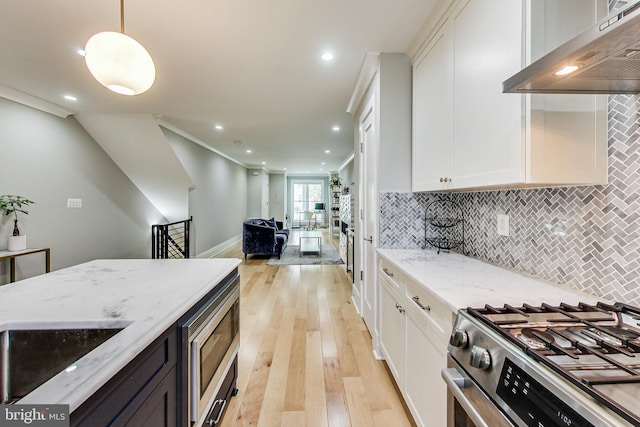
[152,217,192,259]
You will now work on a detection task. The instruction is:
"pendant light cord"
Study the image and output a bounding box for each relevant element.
[120,0,125,33]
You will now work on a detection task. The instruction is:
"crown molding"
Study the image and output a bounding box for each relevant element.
[0,84,74,118]
[346,52,380,114]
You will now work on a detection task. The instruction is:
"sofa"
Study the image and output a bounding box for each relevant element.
[242,218,290,259]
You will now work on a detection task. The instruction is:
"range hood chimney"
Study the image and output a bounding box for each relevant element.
[503,1,640,94]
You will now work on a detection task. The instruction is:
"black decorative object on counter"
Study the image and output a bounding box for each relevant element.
[424,198,464,254]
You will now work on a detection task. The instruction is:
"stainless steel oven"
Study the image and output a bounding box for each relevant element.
[183,273,240,427]
[443,356,513,427]
[444,302,639,427]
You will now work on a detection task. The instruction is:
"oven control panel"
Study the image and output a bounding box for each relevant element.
[496,358,593,427]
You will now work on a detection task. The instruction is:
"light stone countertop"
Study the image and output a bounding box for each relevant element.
[0,258,241,411]
[377,249,602,313]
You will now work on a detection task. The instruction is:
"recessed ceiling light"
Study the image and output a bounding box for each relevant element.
[261,161,266,165]
[332,126,340,132]
[325,150,331,154]
[215,124,223,130]
[246,149,252,154]
[64,95,77,101]
[321,162,326,165]
[320,168,323,171]
[321,52,334,61]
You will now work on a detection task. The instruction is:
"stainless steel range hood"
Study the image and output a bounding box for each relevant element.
[503,1,640,94]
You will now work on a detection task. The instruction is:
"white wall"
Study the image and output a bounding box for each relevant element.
[246,169,267,219]
[162,128,248,257]
[269,173,286,222]
[76,114,193,222]
[0,98,166,282]
[339,158,355,195]
[378,53,412,193]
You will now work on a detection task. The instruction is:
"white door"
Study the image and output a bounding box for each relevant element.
[360,98,377,338]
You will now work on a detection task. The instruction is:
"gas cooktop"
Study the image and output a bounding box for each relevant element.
[449,301,640,426]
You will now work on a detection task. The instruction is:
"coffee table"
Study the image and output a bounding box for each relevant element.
[299,233,322,257]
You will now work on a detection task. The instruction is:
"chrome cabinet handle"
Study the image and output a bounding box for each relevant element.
[395,303,405,314]
[439,177,451,183]
[412,296,430,311]
[206,399,227,425]
[213,399,227,424]
[382,267,394,277]
[363,236,373,243]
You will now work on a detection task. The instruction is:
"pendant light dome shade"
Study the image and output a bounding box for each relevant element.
[84,31,155,95]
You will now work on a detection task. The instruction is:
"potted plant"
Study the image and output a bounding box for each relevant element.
[329,175,342,188]
[0,194,35,251]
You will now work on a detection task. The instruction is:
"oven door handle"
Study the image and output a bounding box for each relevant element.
[441,367,491,427]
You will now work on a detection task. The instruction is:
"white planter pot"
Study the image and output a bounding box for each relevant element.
[8,235,26,251]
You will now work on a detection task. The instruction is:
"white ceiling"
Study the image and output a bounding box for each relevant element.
[0,0,438,173]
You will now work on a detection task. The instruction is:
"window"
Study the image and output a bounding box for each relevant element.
[291,181,323,226]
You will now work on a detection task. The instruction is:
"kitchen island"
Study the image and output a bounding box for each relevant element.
[0,258,241,423]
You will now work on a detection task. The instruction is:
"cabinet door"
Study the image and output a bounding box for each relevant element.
[379,276,406,388]
[526,0,608,185]
[71,329,178,427]
[412,19,454,192]
[452,0,523,188]
[122,366,177,427]
[405,309,447,427]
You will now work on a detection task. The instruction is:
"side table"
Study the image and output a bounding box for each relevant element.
[0,247,50,283]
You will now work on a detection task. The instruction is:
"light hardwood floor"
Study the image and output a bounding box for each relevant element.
[215,229,414,427]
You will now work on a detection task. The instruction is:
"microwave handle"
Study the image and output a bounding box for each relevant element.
[441,367,490,427]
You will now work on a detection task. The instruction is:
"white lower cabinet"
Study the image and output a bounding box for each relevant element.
[378,257,454,427]
[405,307,448,427]
[379,276,406,387]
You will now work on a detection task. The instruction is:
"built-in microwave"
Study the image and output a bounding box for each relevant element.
[183,274,240,426]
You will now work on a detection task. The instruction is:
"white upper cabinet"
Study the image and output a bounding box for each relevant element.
[452,0,523,188]
[412,19,454,190]
[412,0,608,192]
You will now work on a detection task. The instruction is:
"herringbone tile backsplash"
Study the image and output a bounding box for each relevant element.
[380,94,640,305]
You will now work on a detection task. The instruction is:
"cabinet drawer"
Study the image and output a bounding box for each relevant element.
[405,279,453,338]
[378,259,405,293]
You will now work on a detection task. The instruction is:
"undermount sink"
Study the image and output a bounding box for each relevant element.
[1,322,130,404]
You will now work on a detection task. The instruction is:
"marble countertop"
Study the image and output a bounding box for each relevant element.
[0,258,241,411]
[377,249,601,313]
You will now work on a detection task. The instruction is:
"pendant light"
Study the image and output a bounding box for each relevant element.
[84,0,155,95]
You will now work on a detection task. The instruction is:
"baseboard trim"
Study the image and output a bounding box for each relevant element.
[372,348,384,361]
[197,234,242,259]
